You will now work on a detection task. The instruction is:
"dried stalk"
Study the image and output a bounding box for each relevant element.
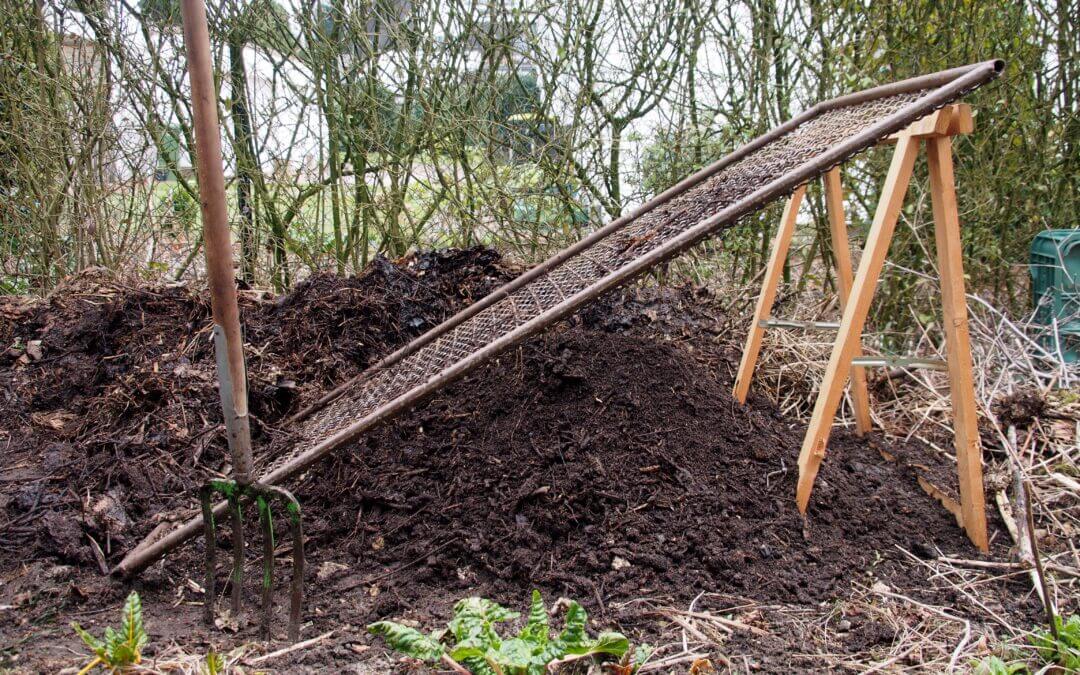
[1023,479,1059,643]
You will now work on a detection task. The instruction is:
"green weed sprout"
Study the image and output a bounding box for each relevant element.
[1030,614,1080,670]
[71,591,148,674]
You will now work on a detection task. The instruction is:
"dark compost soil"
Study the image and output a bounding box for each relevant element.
[0,248,1025,672]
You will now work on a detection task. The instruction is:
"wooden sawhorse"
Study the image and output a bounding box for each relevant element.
[732,104,989,551]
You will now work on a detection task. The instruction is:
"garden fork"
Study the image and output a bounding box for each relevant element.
[179,0,304,642]
[199,327,304,642]
[199,479,304,641]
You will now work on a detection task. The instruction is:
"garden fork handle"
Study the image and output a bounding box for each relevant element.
[181,0,254,482]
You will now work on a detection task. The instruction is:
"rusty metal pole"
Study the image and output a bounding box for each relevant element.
[180,0,254,483]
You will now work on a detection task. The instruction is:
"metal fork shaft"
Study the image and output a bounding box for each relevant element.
[229,494,244,614]
[199,485,217,627]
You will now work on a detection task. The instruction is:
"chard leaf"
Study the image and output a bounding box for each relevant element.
[450,636,487,662]
[451,634,502,674]
[205,648,225,675]
[103,626,121,660]
[368,621,445,662]
[120,591,147,657]
[486,637,533,670]
[110,642,138,666]
[556,601,588,650]
[448,597,518,642]
[460,655,497,675]
[565,631,629,658]
[632,643,654,672]
[71,623,106,659]
[70,591,147,669]
[518,590,549,647]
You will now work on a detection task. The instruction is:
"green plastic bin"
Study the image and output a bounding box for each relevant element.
[1030,229,1080,363]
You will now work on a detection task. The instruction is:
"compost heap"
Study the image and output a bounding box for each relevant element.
[0,247,985,619]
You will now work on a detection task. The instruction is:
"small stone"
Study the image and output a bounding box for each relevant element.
[611,556,631,571]
[837,619,852,632]
[46,564,75,579]
[214,609,241,632]
[26,340,43,361]
[317,561,349,581]
[89,490,130,536]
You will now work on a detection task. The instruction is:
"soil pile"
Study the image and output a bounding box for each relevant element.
[302,323,980,618]
[256,247,508,388]
[0,247,993,623]
[0,248,512,567]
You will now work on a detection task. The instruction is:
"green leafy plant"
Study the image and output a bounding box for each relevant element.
[71,591,148,674]
[970,655,1028,675]
[202,647,225,675]
[369,591,650,674]
[1030,614,1080,670]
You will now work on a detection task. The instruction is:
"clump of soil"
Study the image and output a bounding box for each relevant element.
[992,388,1049,429]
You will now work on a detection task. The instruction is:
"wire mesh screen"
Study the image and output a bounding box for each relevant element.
[254,88,963,481]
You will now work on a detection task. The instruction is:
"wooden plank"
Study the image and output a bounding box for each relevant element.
[882,107,950,142]
[796,136,920,512]
[881,104,972,143]
[949,104,975,135]
[823,167,873,436]
[732,185,806,403]
[927,135,989,552]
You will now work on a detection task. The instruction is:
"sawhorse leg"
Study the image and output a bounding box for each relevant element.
[796,123,989,551]
[927,136,988,550]
[824,167,873,436]
[733,185,806,403]
[795,135,920,512]
[733,170,874,439]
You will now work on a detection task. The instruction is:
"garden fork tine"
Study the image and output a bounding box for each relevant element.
[230,491,245,615]
[256,485,304,641]
[200,480,304,641]
[198,484,217,627]
[198,479,244,627]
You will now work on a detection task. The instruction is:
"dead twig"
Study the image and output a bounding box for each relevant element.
[937,556,1080,578]
[246,630,333,665]
[1024,480,1059,643]
[872,588,972,673]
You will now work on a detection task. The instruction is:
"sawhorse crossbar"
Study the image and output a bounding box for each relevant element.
[733,104,989,551]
